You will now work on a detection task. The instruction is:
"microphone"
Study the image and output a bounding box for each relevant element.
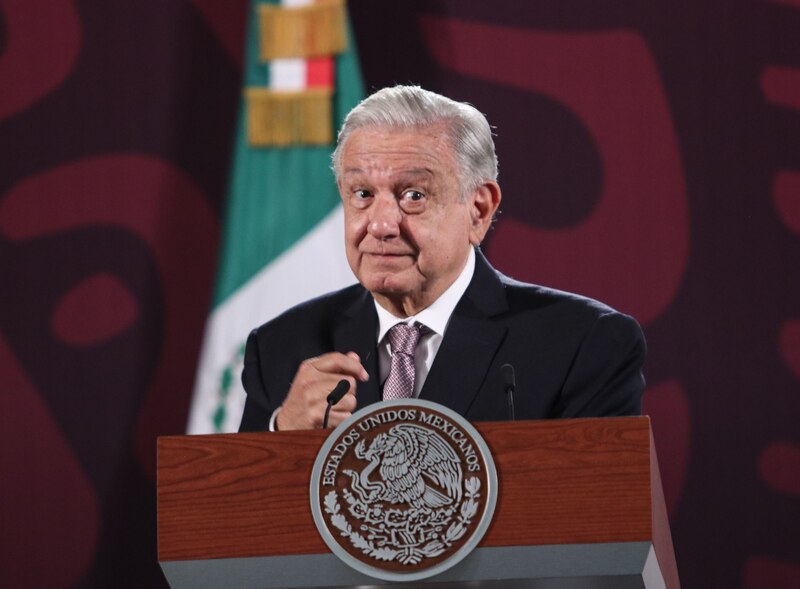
[323,379,350,429]
[500,363,516,421]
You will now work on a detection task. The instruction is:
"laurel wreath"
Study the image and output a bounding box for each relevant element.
[324,476,481,565]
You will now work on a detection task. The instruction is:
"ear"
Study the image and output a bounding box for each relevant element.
[468,180,502,245]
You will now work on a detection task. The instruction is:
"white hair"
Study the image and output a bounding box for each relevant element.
[331,86,498,198]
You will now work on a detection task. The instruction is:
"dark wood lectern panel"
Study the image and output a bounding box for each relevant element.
[158,417,654,562]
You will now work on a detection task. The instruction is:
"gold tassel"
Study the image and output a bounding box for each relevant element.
[258,0,347,60]
[245,88,333,146]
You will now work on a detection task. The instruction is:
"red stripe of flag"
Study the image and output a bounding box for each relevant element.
[306,57,334,88]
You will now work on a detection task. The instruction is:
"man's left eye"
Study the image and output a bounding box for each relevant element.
[402,190,424,201]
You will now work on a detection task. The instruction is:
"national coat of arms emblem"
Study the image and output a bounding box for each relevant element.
[310,399,497,582]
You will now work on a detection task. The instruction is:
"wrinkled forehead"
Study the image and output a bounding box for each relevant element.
[339,125,458,172]
[341,165,435,183]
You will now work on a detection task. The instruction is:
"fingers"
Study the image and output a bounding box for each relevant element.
[276,351,367,431]
[325,407,356,429]
[305,352,369,382]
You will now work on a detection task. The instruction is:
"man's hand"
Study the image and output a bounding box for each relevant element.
[276,351,369,430]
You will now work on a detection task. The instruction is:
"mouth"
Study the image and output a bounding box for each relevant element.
[362,251,414,258]
[362,252,415,267]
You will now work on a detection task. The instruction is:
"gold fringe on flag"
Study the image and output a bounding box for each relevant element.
[245,88,333,146]
[258,0,347,60]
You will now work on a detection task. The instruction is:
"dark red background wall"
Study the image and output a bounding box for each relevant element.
[1,1,798,587]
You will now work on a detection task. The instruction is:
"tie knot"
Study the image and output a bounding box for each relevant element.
[388,323,422,356]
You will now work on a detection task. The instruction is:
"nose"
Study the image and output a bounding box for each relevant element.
[367,195,402,240]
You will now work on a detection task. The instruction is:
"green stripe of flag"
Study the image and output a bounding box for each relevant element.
[212,0,363,305]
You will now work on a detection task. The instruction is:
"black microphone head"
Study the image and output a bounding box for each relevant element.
[500,363,515,391]
[326,379,350,405]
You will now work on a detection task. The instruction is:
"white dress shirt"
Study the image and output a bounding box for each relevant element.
[374,247,476,397]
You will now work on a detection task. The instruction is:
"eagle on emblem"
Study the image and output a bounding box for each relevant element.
[345,424,463,509]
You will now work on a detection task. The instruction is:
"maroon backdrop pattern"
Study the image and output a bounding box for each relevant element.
[1,1,799,588]
[0,0,246,586]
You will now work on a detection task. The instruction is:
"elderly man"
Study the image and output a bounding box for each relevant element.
[239,86,645,432]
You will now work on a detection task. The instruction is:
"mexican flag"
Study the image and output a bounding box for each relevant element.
[187,0,364,434]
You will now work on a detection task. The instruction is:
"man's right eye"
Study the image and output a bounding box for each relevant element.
[349,190,372,208]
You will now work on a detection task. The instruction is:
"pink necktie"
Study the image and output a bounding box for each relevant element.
[383,323,422,400]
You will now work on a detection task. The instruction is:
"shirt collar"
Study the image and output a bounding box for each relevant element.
[374,247,476,342]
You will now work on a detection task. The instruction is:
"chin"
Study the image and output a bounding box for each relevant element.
[363,275,414,296]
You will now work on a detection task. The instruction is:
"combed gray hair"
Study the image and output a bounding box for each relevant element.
[331,86,498,198]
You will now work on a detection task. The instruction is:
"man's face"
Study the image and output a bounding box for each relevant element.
[337,125,493,317]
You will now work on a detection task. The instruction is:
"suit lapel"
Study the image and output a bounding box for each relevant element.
[420,250,509,416]
[332,288,381,409]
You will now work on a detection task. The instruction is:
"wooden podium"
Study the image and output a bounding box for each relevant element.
[158,416,679,588]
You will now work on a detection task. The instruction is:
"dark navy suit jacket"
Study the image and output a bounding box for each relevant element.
[239,250,646,431]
